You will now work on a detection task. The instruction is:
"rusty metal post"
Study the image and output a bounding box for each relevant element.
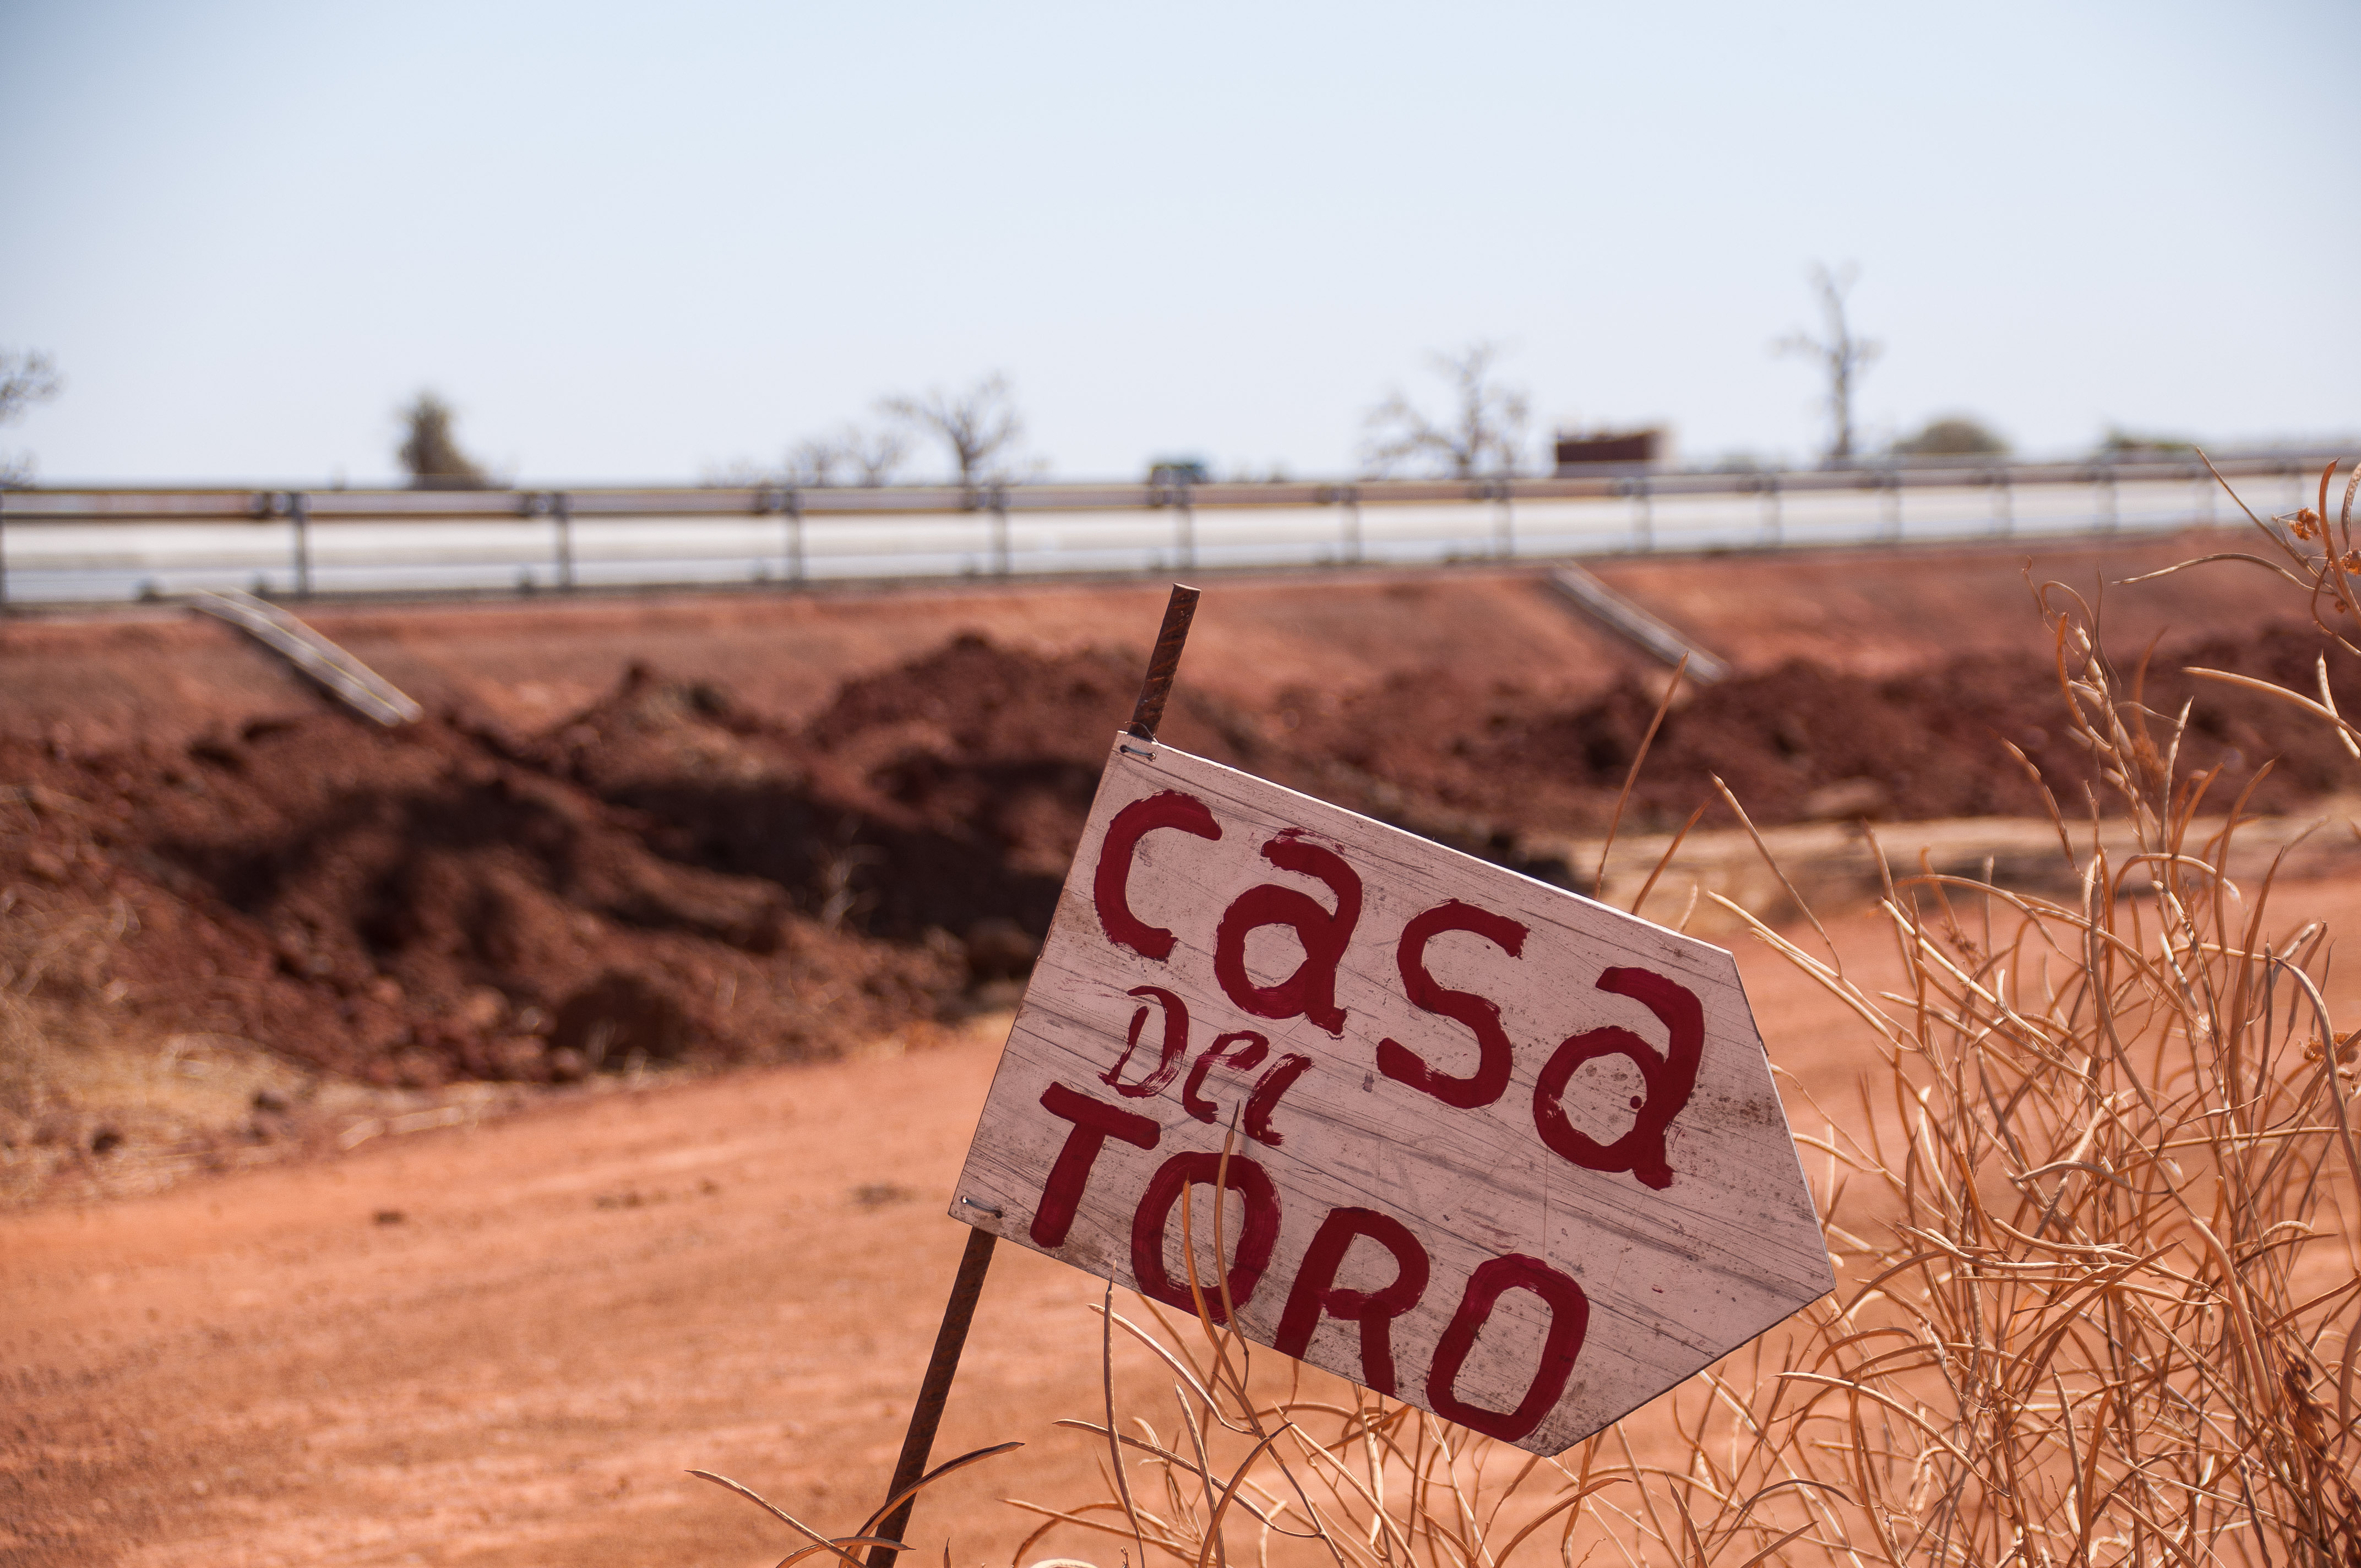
[1127,582,1201,741]
[864,1226,997,1568]
[864,584,1201,1568]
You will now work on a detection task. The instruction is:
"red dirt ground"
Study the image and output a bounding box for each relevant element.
[8,876,2359,1568]
[5,533,2359,1565]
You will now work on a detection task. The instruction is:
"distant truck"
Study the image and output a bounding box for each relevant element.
[1552,427,1666,475]
[1145,456,1212,485]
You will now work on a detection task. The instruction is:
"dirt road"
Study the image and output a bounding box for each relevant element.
[10,876,2359,1568]
[3,1012,1143,1568]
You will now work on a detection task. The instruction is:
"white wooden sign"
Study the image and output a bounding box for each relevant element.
[951,736,1834,1456]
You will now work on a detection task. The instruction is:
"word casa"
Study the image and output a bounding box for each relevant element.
[1092,788,1706,1189]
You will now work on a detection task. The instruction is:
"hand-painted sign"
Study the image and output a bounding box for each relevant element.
[950,737,1833,1456]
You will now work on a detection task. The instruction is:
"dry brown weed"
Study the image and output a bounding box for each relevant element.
[1009,467,2360,1567]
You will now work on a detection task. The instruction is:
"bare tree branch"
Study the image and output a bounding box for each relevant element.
[1774,263,1880,467]
[773,422,908,490]
[0,349,62,487]
[879,374,1024,487]
[784,435,846,488]
[0,350,62,426]
[1360,342,1528,479]
[840,425,906,487]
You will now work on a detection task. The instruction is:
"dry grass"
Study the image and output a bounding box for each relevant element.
[0,795,204,1204]
[992,462,2361,1567]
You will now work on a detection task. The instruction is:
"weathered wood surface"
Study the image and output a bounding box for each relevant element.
[951,738,1834,1456]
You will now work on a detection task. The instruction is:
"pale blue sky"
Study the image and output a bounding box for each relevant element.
[3,1,2354,485]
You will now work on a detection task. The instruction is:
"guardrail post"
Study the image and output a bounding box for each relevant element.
[790,489,806,582]
[749,487,773,582]
[519,491,545,589]
[989,487,1010,576]
[2193,462,2215,529]
[1761,473,1781,546]
[1881,470,1903,541]
[290,491,312,596]
[2098,462,2118,533]
[777,487,805,582]
[1490,480,1514,559]
[1174,482,1195,570]
[1991,468,2014,536]
[1321,484,1363,564]
[1628,475,1652,552]
[552,492,575,589]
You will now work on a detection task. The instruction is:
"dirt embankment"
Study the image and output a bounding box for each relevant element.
[1277,622,2361,834]
[6,606,2357,1124]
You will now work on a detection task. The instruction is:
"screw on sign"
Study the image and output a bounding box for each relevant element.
[951,671,1834,1461]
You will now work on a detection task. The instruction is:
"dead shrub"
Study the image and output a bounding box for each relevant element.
[1002,461,2360,1567]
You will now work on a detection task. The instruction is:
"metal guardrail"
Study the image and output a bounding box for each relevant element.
[0,453,2335,606]
[190,589,423,725]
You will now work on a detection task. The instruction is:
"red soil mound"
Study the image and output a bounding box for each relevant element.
[0,711,960,1090]
[1277,623,2361,836]
[535,634,1263,952]
[0,635,1265,1090]
[5,622,2353,1091]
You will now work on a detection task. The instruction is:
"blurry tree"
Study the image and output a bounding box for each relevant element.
[1775,263,1880,466]
[2099,426,2197,456]
[0,348,62,487]
[1361,342,1529,478]
[1893,415,2008,458]
[0,349,59,424]
[786,424,907,488]
[701,459,770,487]
[880,374,1023,486]
[785,435,845,487]
[396,391,488,489]
[840,425,907,486]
